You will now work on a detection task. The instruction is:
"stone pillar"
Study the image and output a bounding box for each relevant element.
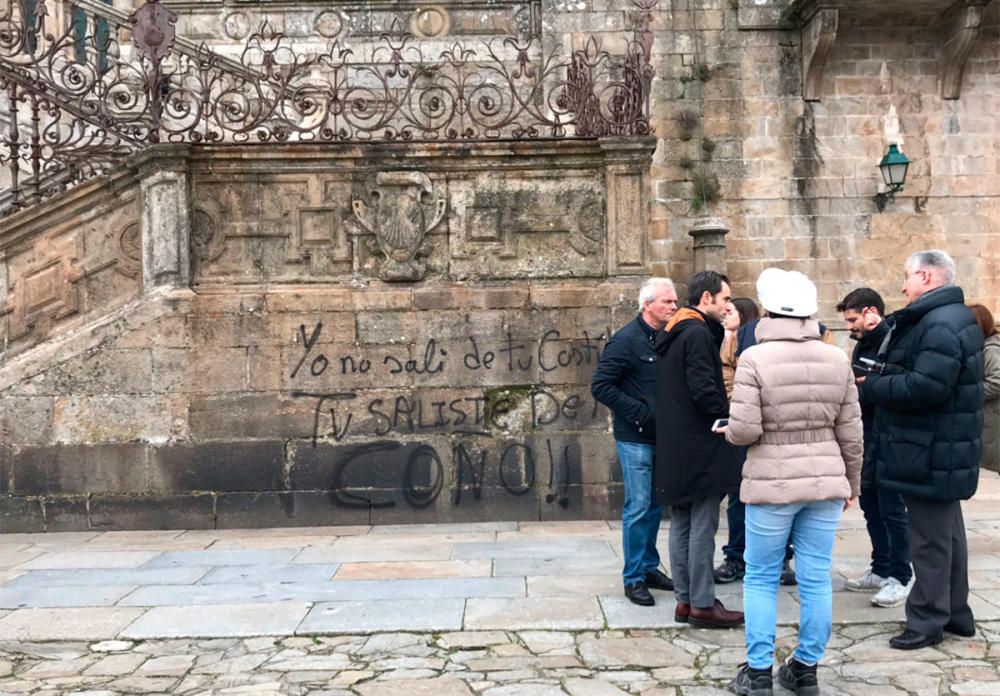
[689,217,729,276]
[600,137,657,276]
[138,147,191,289]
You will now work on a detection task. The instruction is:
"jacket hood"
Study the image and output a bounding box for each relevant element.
[986,334,1000,349]
[665,307,705,332]
[754,317,821,344]
[895,285,965,327]
[656,306,717,355]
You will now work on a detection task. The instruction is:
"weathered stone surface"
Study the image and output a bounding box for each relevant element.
[356,677,473,696]
[12,445,147,496]
[0,496,45,533]
[215,491,370,529]
[577,637,691,668]
[149,442,284,493]
[88,494,217,531]
[0,607,145,640]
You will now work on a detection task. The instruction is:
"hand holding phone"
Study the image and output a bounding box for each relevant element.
[711,418,729,432]
[852,357,884,376]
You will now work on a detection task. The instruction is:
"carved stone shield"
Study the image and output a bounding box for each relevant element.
[352,171,446,282]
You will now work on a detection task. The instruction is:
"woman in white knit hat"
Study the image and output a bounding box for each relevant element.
[723,268,863,696]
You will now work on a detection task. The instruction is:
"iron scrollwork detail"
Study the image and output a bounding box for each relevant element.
[1,0,658,215]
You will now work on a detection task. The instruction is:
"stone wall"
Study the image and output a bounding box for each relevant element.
[641,0,1000,321]
[0,140,654,531]
[0,170,144,361]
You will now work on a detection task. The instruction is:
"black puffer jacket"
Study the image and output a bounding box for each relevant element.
[863,285,984,501]
[591,315,659,444]
[852,320,889,488]
[653,308,739,506]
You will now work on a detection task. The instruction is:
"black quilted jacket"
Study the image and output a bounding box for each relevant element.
[863,285,984,501]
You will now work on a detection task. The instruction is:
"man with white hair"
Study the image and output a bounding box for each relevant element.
[862,249,984,650]
[592,278,678,606]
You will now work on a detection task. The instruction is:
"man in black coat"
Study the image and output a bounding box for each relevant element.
[654,270,742,628]
[591,278,678,606]
[839,288,912,609]
[861,250,984,650]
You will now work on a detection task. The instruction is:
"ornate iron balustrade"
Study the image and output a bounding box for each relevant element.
[0,0,657,215]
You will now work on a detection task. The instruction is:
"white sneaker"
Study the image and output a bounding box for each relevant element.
[872,577,911,607]
[845,568,888,592]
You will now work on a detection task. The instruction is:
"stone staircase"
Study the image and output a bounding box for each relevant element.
[0,0,662,532]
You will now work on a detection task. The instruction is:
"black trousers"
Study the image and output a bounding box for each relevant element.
[901,495,974,636]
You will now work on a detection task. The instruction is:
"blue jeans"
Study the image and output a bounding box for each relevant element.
[859,485,911,584]
[744,500,843,669]
[724,495,794,565]
[617,441,664,586]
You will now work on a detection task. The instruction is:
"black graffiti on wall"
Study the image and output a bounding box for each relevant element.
[290,321,605,381]
[292,389,604,444]
[321,438,575,509]
[287,318,610,511]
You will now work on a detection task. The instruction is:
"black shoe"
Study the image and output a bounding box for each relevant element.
[714,558,746,584]
[776,657,819,696]
[645,568,674,591]
[944,621,976,638]
[780,559,797,586]
[624,581,654,606]
[730,662,773,696]
[889,628,943,650]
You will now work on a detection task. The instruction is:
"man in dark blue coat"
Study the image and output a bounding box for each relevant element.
[862,250,984,650]
[591,278,678,606]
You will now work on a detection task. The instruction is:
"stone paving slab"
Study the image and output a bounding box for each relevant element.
[119,577,525,606]
[453,540,615,560]
[199,564,341,584]
[294,543,456,563]
[175,526,370,541]
[142,549,301,568]
[0,532,101,547]
[526,574,622,597]
[0,584,138,609]
[0,607,145,640]
[464,597,604,630]
[368,522,517,535]
[297,599,466,633]
[17,551,160,570]
[0,550,44,569]
[119,602,312,639]
[2,567,211,588]
[334,560,492,580]
[333,532,499,546]
[493,556,622,577]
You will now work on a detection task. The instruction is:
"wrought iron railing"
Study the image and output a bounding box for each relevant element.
[0,0,657,215]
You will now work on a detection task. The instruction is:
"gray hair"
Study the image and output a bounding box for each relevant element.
[906,249,956,285]
[638,277,676,311]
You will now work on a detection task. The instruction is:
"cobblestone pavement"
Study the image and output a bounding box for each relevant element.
[1,624,1000,695]
[2,474,1000,694]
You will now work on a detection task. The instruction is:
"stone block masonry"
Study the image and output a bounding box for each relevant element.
[0,283,632,532]
[0,140,654,531]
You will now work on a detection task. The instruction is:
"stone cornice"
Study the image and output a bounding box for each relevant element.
[780,0,994,100]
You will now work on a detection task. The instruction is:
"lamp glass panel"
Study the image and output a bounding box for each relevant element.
[886,162,908,186]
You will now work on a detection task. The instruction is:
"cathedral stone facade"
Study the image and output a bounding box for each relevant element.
[0,0,997,530]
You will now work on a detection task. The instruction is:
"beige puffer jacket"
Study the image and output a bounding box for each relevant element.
[726,317,863,504]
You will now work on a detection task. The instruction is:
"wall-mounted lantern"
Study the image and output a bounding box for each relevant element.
[874,144,910,212]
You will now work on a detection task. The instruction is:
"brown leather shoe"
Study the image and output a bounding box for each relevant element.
[674,601,691,623]
[688,599,744,628]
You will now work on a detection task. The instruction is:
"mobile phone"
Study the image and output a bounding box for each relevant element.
[711,418,729,431]
[852,357,883,376]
